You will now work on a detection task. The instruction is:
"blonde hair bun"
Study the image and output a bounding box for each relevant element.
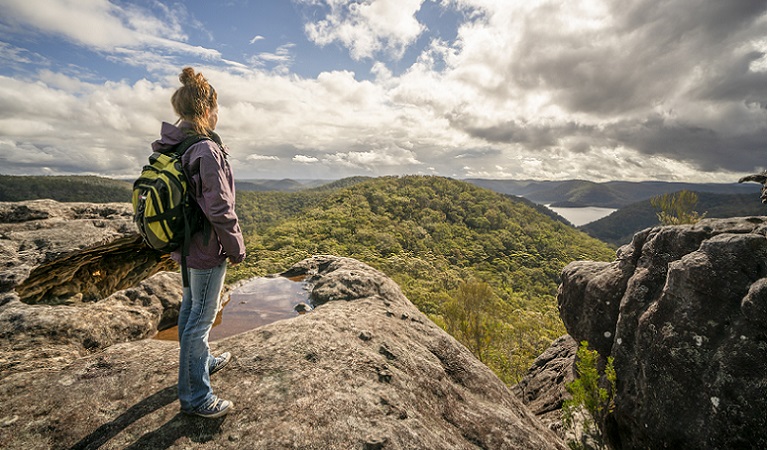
[179,67,205,89]
[171,67,217,135]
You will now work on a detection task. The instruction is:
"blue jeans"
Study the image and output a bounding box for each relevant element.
[177,261,226,411]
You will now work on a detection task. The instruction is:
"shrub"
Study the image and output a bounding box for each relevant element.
[650,190,705,225]
[562,341,617,450]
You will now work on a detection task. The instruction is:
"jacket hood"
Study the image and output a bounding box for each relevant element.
[151,122,191,153]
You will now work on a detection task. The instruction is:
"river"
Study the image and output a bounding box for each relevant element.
[546,205,617,227]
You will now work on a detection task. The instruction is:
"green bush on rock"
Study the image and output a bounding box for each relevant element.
[563,341,617,450]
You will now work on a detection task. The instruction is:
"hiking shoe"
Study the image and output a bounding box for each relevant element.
[188,396,233,418]
[209,352,231,375]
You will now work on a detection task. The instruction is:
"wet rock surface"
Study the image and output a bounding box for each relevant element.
[557,217,767,449]
[154,276,311,342]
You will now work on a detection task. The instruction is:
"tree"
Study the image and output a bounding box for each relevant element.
[650,190,706,225]
[442,280,498,362]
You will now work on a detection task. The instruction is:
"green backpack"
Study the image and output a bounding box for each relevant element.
[132,134,209,286]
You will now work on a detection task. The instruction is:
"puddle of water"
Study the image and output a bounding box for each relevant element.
[155,276,311,342]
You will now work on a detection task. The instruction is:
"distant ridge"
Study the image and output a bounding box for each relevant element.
[0,174,353,200]
[309,176,372,191]
[236,178,305,192]
[6,174,760,212]
[466,179,756,208]
[236,178,339,192]
[0,175,132,203]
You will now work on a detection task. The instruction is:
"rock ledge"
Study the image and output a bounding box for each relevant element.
[1,255,566,450]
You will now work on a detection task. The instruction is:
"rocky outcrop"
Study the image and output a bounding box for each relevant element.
[0,199,173,304]
[1,215,567,450]
[0,271,182,378]
[557,217,767,449]
[0,199,182,378]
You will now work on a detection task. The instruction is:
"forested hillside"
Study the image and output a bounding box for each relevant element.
[0,175,132,202]
[231,176,615,382]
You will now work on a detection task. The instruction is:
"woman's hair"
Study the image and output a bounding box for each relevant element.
[171,67,217,136]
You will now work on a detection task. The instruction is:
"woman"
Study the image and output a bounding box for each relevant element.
[152,67,246,418]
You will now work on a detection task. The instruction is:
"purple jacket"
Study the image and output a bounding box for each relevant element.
[152,121,246,269]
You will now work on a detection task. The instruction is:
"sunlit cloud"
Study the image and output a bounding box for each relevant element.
[247,154,281,161]
[293,155,320,163]
[301,0,427,60]
[0,0,220,66]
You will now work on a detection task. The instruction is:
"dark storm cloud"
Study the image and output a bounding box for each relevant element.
[508,0,767,116]
[461,119,594,148]
[463,120,556,146]
[606,115,767,173]
[617,0,767,44]
[693,51,767,104]
[445,0,767,179]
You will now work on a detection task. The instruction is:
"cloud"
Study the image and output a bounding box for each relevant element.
[0,118,54,136]
[0,42,48,71]
[1,0,132,48]
[293,155,320,163]
[325,147,423,170]
[0,0,220,65]
[425,0,767,177]
[250,43,297,74]
[257,44,296,63]
[605,112,767,174]
[301,0,427,60]
[0,72,168,176]
[247,154,281,161]
[1,0,766,183]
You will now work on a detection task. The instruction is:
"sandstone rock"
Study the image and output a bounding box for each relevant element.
[0,199,183,379]
[0,199,135,267]
[0,199,174,303]
[558,217,767,449]
[0,271,182,379]
[0,256,566,449]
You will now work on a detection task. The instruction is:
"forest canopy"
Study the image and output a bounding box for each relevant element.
[230,175,615,382]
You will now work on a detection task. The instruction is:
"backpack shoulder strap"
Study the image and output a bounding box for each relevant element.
[173,134,212,158]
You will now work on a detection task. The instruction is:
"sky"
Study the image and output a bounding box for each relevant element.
[0,0,765,182]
